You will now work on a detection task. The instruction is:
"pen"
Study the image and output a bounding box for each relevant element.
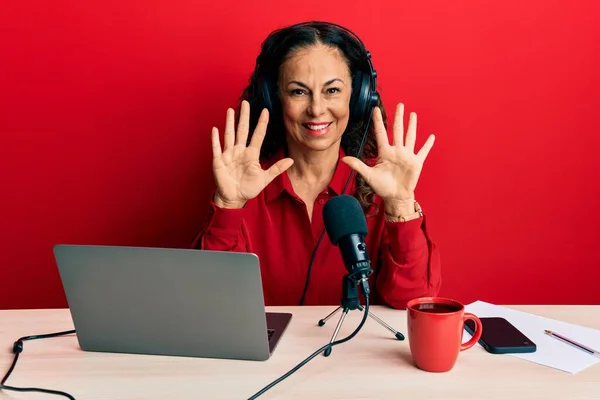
[544,330,600,359]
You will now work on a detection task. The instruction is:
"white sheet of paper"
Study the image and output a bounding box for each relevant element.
[463,300,600,374]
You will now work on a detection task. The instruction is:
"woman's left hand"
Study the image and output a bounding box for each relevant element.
[342,103,435,213]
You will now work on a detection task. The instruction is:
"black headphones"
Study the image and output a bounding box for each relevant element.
[250,21,380,128]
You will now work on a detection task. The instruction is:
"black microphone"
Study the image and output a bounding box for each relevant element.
[323,195,373,295]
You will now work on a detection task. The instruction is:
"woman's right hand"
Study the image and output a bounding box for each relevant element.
[211,100,294,209]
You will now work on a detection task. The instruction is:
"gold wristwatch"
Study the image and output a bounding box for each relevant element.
[385,201,423,223]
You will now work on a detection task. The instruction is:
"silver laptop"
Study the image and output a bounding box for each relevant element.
[53,245,292,361]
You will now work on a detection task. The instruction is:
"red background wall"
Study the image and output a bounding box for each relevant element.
[2,1,599,309]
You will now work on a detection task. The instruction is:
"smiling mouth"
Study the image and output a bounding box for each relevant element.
[302,122,332,132]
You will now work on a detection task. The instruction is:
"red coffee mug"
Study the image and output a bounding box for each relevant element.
[406,297,483,372]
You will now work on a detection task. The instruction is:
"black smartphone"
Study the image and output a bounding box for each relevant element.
[464,317,536,354]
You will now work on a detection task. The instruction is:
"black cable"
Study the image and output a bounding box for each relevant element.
[0,329,76,399]
[249,281,371,400]
[298,107,375,305]
[3,290,369,400]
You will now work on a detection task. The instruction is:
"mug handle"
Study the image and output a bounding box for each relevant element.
[460,313,483,351]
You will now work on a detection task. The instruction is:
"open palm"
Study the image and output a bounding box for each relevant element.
[212,101,293,208]
[342,103,435,202]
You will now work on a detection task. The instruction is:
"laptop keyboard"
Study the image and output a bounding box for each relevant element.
[267,329,275,341]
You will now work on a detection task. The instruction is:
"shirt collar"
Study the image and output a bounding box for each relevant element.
[263,146,354,203]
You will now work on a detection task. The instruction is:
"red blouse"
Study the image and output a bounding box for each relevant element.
[191,149,442,309]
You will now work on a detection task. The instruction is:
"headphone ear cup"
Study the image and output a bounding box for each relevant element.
[350,71,365,123]
[256,74,281,117]
[350,71,377,124]
[256,76,271,113]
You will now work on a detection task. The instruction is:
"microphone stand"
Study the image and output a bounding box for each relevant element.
[318,273,405,357]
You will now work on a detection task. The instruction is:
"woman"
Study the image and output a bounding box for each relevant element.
[191,21,441,309]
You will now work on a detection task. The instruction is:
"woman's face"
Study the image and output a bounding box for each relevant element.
[278,43,352,154]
